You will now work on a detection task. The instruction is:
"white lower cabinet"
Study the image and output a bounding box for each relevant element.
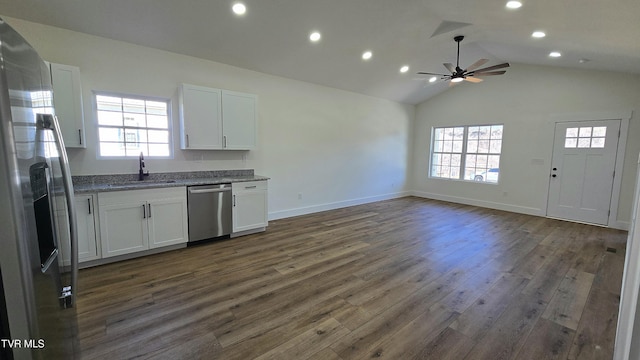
[74,195,100,261]
[56,194,100,265]
[232,181,268,233]
[98,187,188,258]
[147,196,190,248]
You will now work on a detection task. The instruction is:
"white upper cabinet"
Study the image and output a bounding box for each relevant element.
[222,90,257,150]
[179,84,223,149]
[179,83,257,150]
[50,63,85,148]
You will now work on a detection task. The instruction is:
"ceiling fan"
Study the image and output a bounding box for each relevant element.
[418,35,509,84]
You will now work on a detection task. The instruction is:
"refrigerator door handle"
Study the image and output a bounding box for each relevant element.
[39,113,78,309]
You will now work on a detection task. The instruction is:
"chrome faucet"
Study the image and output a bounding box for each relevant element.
[138,152,149,181]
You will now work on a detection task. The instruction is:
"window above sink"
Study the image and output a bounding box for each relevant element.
[95,92,172,159]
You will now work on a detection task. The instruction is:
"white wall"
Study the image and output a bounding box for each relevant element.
[4,16,414,219]
[614,161,640,359]
[8,16,638,226]
[411,63,640,226]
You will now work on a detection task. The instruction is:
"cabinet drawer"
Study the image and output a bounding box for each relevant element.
[233,180,267,191]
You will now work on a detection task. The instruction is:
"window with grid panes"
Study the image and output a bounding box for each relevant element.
[430,124,503,183]
[96,93,171,157]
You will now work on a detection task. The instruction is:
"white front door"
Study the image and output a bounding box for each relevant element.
[546,119,621,225]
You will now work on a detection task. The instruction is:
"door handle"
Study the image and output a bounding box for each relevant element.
[143,204,146,218]
[188,188,231,194]
[39,113,79,308]
[148,203,151,218]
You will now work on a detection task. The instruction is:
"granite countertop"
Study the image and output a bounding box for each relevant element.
[73,170,269,194]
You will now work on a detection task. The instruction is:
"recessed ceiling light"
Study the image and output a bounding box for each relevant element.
[309,32,321,42]
[400,65,409,73]
[362,51,372,60]
[429,77,437,83]
[232,2,246,15]
[532,31,546,38]
[549,51,562,57]
[451,77,464,83]
[506,1,522,9]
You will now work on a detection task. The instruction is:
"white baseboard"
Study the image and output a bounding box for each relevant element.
[612,220,630,231]
[410,190,545,217]
[268,191,410,221]
[268,190,631,231]
[412,190,631,230]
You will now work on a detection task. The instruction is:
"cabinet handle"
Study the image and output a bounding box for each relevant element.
[148,203,151,218]
[142,204,146,219]
[233,194,236,207]
[244,185,257,189]
[186,134,190,148]
[223,135,227,148]
[87,198,91,214]
[78,129,82,145]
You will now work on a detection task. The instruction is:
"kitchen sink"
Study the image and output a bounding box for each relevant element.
[105,179,178,187]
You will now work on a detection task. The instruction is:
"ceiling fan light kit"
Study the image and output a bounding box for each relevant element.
[417,35,510,85]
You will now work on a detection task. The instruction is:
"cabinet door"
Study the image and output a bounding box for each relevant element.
[148,196,189,249]
[54,194,99,265]
[50,63,85,148]
[75,195,99,261]
[99,201,148,258]
[222,90,257,150]
[232,181,268,233]
[53,197,72,267]
[180,84,223,149]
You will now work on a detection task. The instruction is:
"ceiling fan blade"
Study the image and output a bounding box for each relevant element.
[471,62,510,74]
[464,77,483,83]
[443,63,455,73]
[473,70,507,77]
[465,59,488,72]
[417,72,449,76]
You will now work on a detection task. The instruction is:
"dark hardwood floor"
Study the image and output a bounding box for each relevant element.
[76,196,628,359]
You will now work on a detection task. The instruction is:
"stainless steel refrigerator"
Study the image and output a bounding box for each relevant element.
[0,18,80,359]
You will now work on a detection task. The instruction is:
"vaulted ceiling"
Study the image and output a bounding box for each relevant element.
[1,0,638,104]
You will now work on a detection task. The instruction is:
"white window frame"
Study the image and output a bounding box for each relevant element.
[94,91,173,159]
[429,124,504,183]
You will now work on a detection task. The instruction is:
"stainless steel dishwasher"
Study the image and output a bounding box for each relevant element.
[187,184,232,242]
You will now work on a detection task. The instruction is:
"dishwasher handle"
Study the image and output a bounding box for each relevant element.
[188,187,231,194]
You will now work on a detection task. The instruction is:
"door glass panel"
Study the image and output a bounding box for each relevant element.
[564,126,606,149]
[565,138,577,148]
[566,128,578,137]
[577,138,591,148]
[579,127,592,137]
